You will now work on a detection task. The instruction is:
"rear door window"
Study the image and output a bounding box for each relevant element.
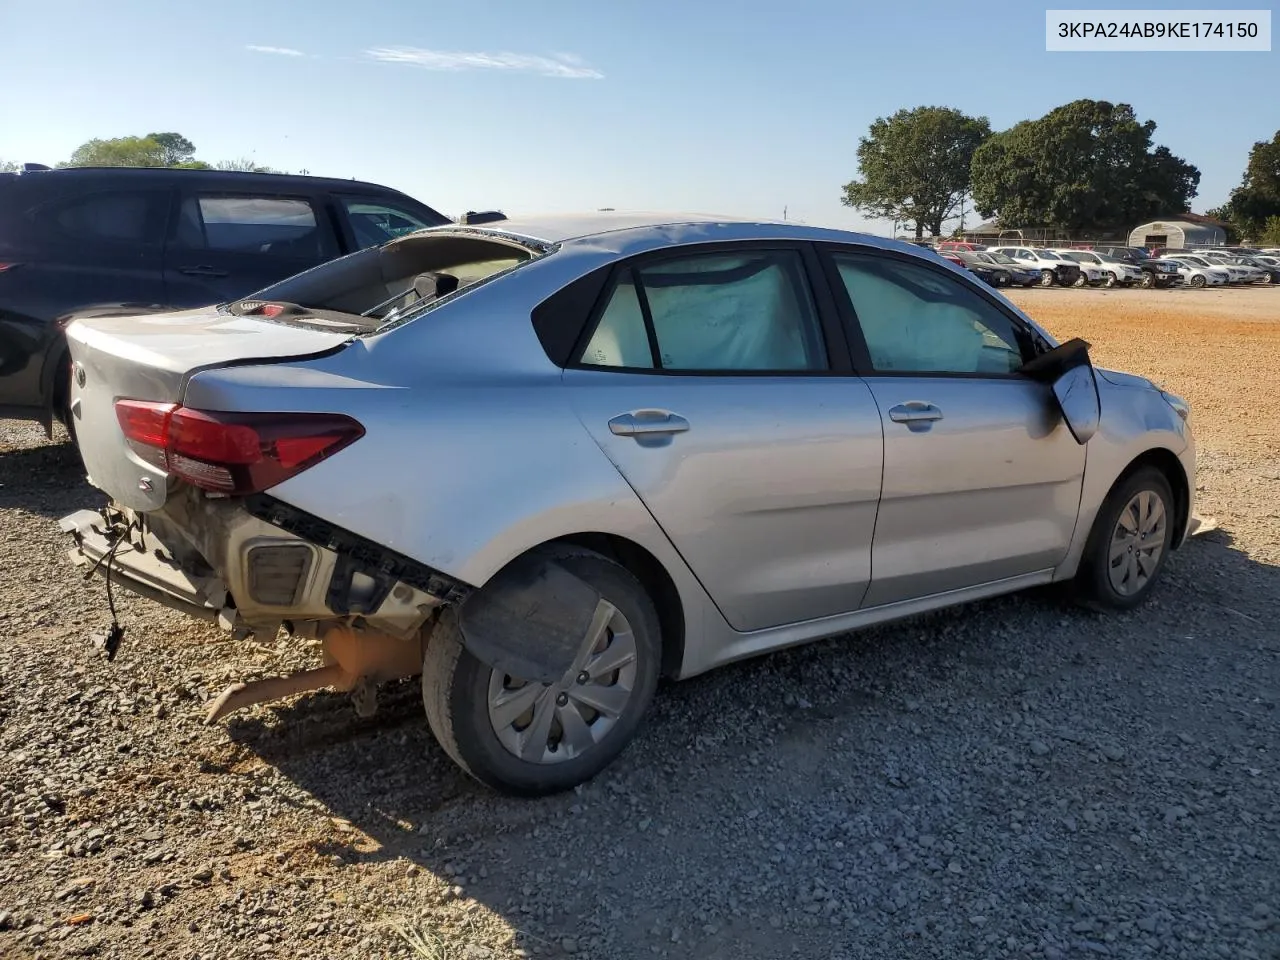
[578,249,829,372]
[174,194,338,260]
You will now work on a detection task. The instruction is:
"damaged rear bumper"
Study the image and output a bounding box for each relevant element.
[59,492,471,641]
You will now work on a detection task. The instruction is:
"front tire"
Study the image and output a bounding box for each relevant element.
[422,548,662,796]
[1040,269,1055,287]
[1140,271,1155,289]
[1073,467,1175,612]
[1190,274,1207,288]
[1072,273,1088,288]
[1104,274,1117,288]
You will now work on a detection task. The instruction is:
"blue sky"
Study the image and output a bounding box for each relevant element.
[1,0,1274,234]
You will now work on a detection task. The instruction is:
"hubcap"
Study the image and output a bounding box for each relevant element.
[1107,489,1168,596]
[486,599,638,764]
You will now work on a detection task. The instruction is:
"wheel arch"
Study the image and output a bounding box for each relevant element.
[1110,447,1191,550]
[514,532,687,681]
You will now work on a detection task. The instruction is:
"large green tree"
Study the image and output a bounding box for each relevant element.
[1224,130,1280,239]
[63,135,170,167]
[970,100,1199,233]
[841,106,991,239]
[61,133,211,169]
[148,132,198,166]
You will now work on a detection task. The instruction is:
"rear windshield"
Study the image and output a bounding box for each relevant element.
[226,230,544,334]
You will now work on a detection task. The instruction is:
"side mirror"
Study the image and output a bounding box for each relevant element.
[1018,337,1100,445]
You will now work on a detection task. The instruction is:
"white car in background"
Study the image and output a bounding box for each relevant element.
[1204,255,1272,284]
[1053,249,1143,288]
[1174,254,1253,284]
[1158,257,1229,288]
[987,246,1091,287]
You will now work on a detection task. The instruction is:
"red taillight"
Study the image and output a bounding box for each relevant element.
[0,262,23,274]
[114,400,363,494]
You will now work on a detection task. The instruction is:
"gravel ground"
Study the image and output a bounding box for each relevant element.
[2,285,1278,960]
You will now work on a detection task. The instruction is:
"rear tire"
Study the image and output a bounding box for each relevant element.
[1104,274,1117,288]
[1039,269,1055,287]
[1190,274,1206,288]
[52,360,79,450]
[422,547,661,796]
[1073,467,1175,612]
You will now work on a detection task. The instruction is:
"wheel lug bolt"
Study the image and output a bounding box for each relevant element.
[577,671,590,684]
[556,693,569,706]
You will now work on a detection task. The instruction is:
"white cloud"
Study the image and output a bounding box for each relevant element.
[365,46,603,79]
[245,45,305,57]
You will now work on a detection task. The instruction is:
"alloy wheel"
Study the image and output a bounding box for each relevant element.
[1107,489,1168,597]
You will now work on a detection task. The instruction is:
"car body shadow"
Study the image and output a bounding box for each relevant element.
[0,433,101,519]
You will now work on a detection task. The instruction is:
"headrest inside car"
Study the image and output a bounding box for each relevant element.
[413,272,460,301]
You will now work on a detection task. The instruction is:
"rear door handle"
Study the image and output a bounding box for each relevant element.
[178,265,230,278]
[608,411,690,437]
[888,402,944,424]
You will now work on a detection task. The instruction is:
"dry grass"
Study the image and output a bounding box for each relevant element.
[1007,286,1280,457]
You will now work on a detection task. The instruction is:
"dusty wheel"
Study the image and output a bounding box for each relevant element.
[422,548,661,796]
[1039,269,1055,287]
[1139,271,1155,289]
[1104,274,1117,288]
[1072,273,1088,288]
[1073,467,1175,612]
[1190,274,1206,288]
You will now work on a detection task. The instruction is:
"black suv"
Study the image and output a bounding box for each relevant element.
[0,166,451,432]
[1090,246,1180,288]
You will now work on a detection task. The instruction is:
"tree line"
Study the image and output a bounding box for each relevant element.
[4,118,1278,245]
[0,132,303,175]
[841,100,1280,246]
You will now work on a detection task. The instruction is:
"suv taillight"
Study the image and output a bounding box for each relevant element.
[115,400,364,494]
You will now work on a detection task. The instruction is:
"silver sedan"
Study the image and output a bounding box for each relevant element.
[60,213,1197,795]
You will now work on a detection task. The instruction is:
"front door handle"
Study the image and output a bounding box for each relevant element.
[888,401,944,424]
[608,411,690,437]
[178,265,230,278]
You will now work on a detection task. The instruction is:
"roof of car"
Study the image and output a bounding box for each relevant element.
[431,210,936,255]
[12,165,408,194]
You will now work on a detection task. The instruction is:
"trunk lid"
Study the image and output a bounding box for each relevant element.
[67,306,353,511]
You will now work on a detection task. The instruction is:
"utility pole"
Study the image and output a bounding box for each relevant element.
[783,205,788,221]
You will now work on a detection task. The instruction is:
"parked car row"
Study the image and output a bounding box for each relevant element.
[1152,250,1280,286]
[935,240,1279,291]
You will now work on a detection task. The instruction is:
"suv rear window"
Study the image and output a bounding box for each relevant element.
[27,190,169,246]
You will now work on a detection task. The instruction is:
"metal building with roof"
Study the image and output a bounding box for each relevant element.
[1128,215,1227,249]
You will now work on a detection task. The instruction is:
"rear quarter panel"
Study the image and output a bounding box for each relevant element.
[182,248,712,603]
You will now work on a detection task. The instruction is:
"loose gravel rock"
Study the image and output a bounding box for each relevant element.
[2,287,1278,959]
